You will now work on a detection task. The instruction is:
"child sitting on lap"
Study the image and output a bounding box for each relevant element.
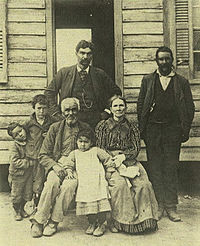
[58,129,115,237]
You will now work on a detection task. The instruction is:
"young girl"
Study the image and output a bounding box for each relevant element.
[58,129,114,237]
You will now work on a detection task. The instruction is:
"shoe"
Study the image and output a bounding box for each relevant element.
[21,209,29,218]
[109,224,118,233]
[166,208,181,222]
[85,223,96,235]
[93,224,106,237]
[158,206,165,220]
[31,221,43,238]
[43,221,58,237]
[14,211,22,221]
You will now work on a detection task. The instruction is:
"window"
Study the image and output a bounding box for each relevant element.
[0,0,8,83]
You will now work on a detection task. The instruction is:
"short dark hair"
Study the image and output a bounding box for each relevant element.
[7,122,24,137]
[76,129,95,145]
[108,95,127,108]
[75,40,94,53]
[32,94,49,109]
[156,46,174,61]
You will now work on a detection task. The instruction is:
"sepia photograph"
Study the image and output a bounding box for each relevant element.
[0,0,199,245]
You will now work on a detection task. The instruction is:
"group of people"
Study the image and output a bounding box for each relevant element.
[7,40,195,238]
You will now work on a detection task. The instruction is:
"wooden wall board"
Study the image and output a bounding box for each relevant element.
[6,77,47,89]
[122,0,163,9]
[0,116,29,128]
[8,9,45,22]
[123,22,163,35]
[0,89,44,103]
[124,61,156,75]
[8,63,46,77]
[124,48,157,62]
[123,35,163,48]
[123,9,163,22]
[0,103,32,116]
[8,23,45,35]
[8,36,46,50]
[8,49,46,63]
[7,0,45,9]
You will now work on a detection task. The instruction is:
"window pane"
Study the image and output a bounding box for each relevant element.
[193,30,200,50]
[194,53,200,71]
[56,29,91,71]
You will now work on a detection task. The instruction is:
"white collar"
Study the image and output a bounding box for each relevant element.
[77,65,90,74]
[156,68,175,78]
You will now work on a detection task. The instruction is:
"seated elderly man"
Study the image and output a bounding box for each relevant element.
[30,97,91,238]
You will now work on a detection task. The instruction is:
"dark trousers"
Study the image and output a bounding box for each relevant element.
[87,212,106,225]
[144,123,181,208]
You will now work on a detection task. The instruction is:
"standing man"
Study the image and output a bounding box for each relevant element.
[30,98,92,238]
[137,46,195,222]
[45,40,121,128]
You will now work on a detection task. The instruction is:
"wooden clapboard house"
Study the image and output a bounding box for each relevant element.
[0,0,199,189]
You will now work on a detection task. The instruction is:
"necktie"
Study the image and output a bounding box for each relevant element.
[79,70,87,82]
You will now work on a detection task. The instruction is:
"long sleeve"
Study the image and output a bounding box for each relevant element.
[39,124,58,173]
[58,151,76,171]
[44,69,63,118]
[137,76,147,127]
[96,147,113,168]
[9,143,29,170]
[123,123,141,160]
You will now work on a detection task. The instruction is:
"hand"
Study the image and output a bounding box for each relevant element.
[53,164,67,179]
[66,171,75,179]
[112,154,126,168]
[105,172,112,181]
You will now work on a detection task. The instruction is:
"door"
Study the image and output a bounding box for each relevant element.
[54,0,115,80]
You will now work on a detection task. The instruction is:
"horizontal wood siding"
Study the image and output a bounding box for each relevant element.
[121,0,200,161]
[0,0,47,164]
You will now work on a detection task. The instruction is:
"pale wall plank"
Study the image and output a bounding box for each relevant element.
[0,103,32,116]
[0,116,29,128]
[8,0,45,9]
[0,130,12,141]
[122,0,163,9]
[123,9,163,22]
[8,9,45,22]
[123,35,163,48]
[124,48,157,62]
[0,141,11,150]
[8,49,46,63]
[8,23,45,35]
[0,89,44,103]
[8,63,46,77]
[124,61,156,75]
[8,36,46,49]
[123,22,163,35]
[7,77,47,89]
[124,75,143,87]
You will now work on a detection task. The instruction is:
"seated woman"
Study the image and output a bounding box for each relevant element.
[95,95,158,234]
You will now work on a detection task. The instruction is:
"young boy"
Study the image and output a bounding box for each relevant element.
[25,94,55,207]
[8,122,34,221]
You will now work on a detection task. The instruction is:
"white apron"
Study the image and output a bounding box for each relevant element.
[75,147,109,203]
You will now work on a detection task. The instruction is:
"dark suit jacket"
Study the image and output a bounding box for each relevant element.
[39,119,91,175]
[45,65,121,117]
[137,71,195,142]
